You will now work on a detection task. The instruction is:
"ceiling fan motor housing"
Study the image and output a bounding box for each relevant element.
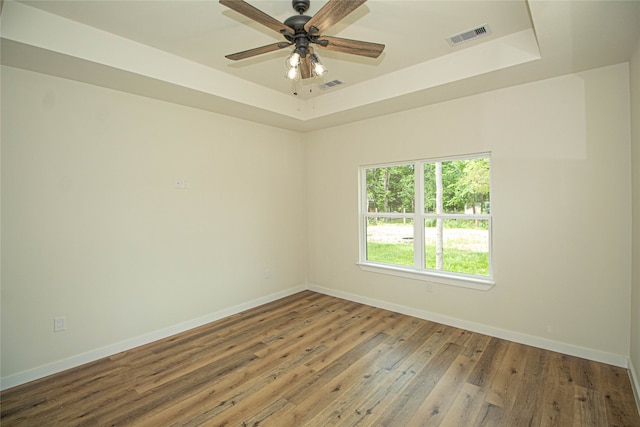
[283,14,311,31]
[283,14,314,56]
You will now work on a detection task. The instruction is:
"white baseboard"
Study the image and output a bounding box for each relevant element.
[0,285,307,391]
[307,284,629,368]
[630,358,640,414]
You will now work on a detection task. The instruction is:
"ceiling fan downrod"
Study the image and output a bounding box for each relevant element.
[291,0,310,14]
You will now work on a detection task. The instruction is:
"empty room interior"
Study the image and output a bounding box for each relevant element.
[2,0,640,425]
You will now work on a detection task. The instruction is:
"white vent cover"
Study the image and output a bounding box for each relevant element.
[447,25,490,46]
[319,80,344,90]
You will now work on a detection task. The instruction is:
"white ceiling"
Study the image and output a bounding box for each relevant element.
[1,0,639,132]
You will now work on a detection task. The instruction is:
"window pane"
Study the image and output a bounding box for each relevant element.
[366,165,415,213]
[424,158,490,214]
[424,162,436,213]
[425,219,489,276]
[366,217,414,267]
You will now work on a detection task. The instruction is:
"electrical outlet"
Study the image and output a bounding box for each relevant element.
[174,177,189,189]
[54,316,67,332]
[425,282,434,293]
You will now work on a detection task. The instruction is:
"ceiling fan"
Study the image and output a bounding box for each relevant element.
[219,0,385,80]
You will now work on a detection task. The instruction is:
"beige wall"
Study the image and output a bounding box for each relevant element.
[1,66,307,379]
[2,60,637,386]
[630,15,640,396]
[306,63,632,361]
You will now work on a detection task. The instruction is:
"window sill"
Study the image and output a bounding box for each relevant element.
[357,262,495,291]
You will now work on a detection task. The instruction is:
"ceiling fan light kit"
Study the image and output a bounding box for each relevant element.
[309,53,327,77]
[219,0,384,91]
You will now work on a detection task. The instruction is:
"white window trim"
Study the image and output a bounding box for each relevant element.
[358,153,494,290]
[357,262,495,290]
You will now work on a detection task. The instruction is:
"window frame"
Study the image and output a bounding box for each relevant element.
[358,153,494,290]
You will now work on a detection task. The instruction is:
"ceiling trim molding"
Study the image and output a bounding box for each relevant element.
[2,0,638,132]
[1,0,306,120]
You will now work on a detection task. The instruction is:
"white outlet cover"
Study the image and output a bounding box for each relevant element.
[54,316,67,332]
[174,177,188,189]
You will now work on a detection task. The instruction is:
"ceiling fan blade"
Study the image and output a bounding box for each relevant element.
[316,35,384,58]
[219,0,294,36]
[225,42,290,61]
[300,56,312,79]
[304,0,367,34]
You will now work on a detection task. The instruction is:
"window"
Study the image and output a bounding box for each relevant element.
[359,154,493,289]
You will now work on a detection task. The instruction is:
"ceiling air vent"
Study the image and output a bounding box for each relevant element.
[319,80,344,90]
[447,25,490,46]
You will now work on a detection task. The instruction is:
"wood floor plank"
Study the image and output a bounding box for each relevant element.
[177,348,322,427]
[600,363,640,426]
[260,334,391,426]
[482,341,529,409]
[473,401,506,426]
[136,341,327,426]
[375,319,439,370]
[282,331,390,407]
[405,354,477,426]
[502,346,550,426]
[317,321,451,426]
[548,352,576,387]
[2,291,639,427]
[240,398,293,427]
[466,336,510,388]
[285,307,392,385]
[575,385,609,426]
[532,347,555,418]
[77,342,267,426]
[293,317,431,426]
[371,341,465,426]
[538,383,575,426]
[439,382,487,427]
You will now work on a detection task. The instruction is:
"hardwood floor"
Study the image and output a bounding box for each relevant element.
[2,290,639,426]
